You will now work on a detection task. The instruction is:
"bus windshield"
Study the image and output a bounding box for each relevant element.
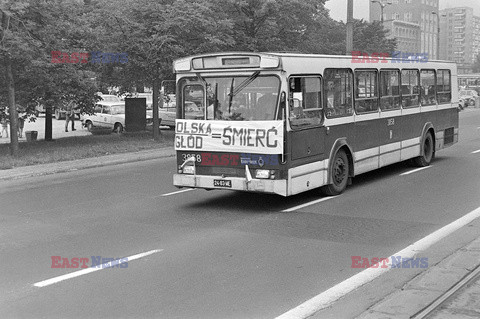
[181,75,280,121]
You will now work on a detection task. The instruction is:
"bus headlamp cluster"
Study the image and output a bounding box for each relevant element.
[178,165,195,175]
[255,169,276,179]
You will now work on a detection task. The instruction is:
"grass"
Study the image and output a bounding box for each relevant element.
[0,130,175,170]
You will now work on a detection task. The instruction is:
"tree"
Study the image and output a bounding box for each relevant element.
[0,0,100,153]
[218,0,334,52]
[352,20,397,56]
[85,0,234,139]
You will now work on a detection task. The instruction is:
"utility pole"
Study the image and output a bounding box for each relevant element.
[346,0,353,55]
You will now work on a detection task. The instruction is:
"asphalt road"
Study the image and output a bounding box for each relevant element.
[0,108,479,319]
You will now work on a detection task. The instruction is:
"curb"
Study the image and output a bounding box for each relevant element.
[355,237,480,318]
[0,148,176,181]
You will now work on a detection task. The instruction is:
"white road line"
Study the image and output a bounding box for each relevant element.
[472,149,480,154]
[275,206,480,319]
[282,196,337,212]
[400,166,432,176]
[33,249,163,288]
[161,188,195,197]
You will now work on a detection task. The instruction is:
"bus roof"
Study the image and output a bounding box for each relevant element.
[173,51,457,74]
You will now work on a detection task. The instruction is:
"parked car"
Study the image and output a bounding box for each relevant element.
[157,101,203,128]
[81,101,126,133]
[81,101,155,133]
[98,94,122,103]
[459,90,478,107]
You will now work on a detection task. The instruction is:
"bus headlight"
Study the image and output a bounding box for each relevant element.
[255,169,274,179]
[182,165,196,175]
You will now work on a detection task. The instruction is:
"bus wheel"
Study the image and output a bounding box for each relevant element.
[321,149,349,196]
[414,132,434,167]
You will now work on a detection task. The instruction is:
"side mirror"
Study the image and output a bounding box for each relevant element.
[280,91,286,120]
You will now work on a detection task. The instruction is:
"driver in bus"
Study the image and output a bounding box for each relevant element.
[256,92,277,120]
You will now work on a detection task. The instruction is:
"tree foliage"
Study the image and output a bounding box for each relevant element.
[352,20,397,55]
[0,0,397,149]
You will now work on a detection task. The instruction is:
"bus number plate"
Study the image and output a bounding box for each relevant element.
[214,179,232,188]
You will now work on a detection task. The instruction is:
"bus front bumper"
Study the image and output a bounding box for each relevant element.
[173,174,287,197]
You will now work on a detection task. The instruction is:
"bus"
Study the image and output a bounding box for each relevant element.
[172,52,459,197]
[457,73,480,89]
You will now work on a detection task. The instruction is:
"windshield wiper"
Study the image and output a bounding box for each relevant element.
[230,71,260,97]
[227,71,260,114]
[228,78,234,114]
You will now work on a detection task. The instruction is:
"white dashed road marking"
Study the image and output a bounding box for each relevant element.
[33,249,163,288]
[282,196,337,212]
[160,188,195,197]
[400,166,432,176]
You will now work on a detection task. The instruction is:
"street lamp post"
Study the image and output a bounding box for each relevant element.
[371,0,392,23]
[432,11,440,60]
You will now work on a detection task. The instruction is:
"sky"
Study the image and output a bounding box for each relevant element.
[325,0,480,22]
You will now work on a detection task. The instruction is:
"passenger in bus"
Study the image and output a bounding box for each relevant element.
[256,92,277,120]
[326,80,347,115]
[326,81,336,109]
[206,102,223,120]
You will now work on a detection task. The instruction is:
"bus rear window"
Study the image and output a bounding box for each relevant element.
[421,69,436,106]
[437,70,451,104]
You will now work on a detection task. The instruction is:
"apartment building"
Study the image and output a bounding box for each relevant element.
[440,7,480,74]
[370,0,439,59]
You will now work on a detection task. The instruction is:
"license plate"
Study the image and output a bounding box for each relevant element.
[214,179,232,188]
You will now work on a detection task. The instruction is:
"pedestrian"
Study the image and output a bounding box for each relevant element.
[0,110,8,138]
[65,101,76,132]
[18,113,25,138]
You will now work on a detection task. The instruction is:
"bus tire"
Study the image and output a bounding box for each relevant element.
[321,149,349,196]
[413,131,434,167]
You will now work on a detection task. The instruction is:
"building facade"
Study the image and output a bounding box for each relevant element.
[440,7,480,74]
[370,0,439,60]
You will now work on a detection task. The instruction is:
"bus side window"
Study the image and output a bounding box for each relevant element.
[380,70,401,111]
[437,69,451,104]
[421,69,437,106]
[355,70,379,114]
[401,69,420,108]
[323,69,354,118]
[289,76,323,128]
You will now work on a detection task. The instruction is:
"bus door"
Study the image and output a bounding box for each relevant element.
[287,76,326,165]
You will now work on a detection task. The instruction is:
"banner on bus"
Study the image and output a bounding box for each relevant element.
[175,120,284,154]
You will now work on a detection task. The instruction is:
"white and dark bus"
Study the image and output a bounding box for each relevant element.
[172,52,458,196]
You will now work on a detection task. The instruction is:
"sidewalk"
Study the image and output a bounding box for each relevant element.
[0,147,176,181]
[356,237,480,319]
[428,272,480,318]
[0,116,90,144]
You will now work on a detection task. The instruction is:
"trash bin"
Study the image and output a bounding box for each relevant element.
[25,130,38,142]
